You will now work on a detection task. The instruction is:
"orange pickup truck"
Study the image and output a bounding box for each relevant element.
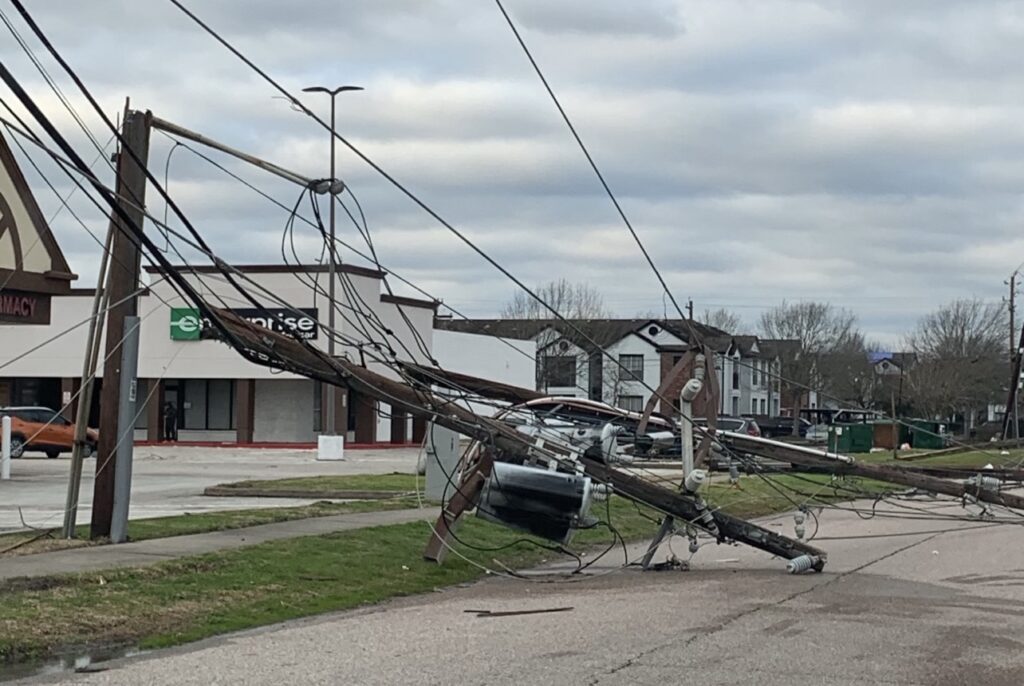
[0,406,98,459]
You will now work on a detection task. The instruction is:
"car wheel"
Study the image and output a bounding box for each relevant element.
[45,449,60,459]
[9,435,25,459]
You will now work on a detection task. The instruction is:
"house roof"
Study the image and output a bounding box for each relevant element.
[434,317,728,351]
[0,129,75,294]
[759,339,801,359]
[869,351,916,368]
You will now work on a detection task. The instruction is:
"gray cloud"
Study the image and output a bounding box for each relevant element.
[0,0,1020,346]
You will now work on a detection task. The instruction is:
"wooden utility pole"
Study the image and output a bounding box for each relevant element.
[90,109,151,539]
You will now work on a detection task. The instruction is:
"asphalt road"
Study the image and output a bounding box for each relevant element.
[21,498,1024,686]
[0,445,420,532]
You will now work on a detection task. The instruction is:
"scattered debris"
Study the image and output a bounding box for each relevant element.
[464,607,574,618]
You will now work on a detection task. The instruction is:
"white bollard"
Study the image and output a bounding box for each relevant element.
[1,415,10,480]
[317,434,345,461]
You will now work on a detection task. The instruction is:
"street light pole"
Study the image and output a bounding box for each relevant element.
[302,85,362,437]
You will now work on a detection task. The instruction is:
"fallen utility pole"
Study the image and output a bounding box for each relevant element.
[90,109,151,540]
[725,432,1024,512]
[208,309,821,566]
[580,455,826,567]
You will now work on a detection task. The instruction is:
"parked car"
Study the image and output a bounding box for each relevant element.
[805,424,830,444]
[694,416,761,438]
[750,416,811,439]
[0,406,97,459]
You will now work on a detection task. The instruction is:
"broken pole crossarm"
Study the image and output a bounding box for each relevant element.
[724,432,1024,512]
[150,116,319,190]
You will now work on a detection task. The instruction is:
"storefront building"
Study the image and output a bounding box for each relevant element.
[1,262,439,445]
[0,129,438,445]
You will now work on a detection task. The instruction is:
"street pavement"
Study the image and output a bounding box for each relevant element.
[0,445,420,533]
[18,498,1024,686]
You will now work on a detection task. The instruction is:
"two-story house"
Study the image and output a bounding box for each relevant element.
[436,317,783,419]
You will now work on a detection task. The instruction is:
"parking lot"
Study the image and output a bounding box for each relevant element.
[0,445,421,533]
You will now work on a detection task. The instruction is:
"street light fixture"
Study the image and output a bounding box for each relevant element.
[302,84,363,438]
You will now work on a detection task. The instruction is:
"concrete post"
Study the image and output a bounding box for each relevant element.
[1,415,10,481]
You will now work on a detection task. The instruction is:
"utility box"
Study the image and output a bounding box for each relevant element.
[828,423,873,453]
[424,423,460,503]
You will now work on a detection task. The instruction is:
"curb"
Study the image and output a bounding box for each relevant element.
[202,486,408,500]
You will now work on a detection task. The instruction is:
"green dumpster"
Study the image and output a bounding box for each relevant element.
[907,420,945,450]
[827,423,874,453]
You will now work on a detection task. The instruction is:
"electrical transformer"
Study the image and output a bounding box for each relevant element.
[475,462,596,544]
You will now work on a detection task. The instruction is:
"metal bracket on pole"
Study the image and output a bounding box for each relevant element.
[110,316,141,544]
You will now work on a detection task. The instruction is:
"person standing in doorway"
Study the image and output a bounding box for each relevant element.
[163,401,178,442]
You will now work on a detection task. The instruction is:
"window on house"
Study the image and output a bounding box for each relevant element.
[760,398,767,414]
[732,371,739,390]
[543,356,577,387]
[751,398,757,414]
[731,397,739,416]
[671,354,682,367]
[752,361,759,386]
[617,395,643,413]
[619,354,644,382]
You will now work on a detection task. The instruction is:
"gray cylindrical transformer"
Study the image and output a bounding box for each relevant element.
[476,462,594,545]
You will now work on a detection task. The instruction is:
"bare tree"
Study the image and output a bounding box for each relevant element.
[904,299,1006,434]
[759,301,861,435]
[701,307,743,334]
[500,278,610,320]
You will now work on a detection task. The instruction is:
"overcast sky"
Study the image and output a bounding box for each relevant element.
[2,0,1022,345]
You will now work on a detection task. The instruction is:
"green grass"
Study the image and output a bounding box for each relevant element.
[213,472,419,494]
[0,499,422,557]
[0,470,891,667]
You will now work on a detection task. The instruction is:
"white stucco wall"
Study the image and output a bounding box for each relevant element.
[602,333,663,407]
[432,329,538,416]
[0,268,435,383]
[432,330,536,388]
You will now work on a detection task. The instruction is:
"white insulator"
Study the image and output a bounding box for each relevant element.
[681,378,703,402]
[728,463,740,484]
[794,512,805,525]
[688,538,700,554]
[786,554,817,574]
[794,524,806,540]
[684,469,707,493]
[694,354,706,381]
[591,484,612,502]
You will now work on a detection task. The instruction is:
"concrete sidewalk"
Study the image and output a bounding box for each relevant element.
[0,508,433,582]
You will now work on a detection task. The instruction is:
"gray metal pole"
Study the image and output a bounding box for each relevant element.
[110,316,141,544]
[325,94,337,436]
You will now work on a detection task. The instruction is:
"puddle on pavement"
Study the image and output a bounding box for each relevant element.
[0,645,144,682]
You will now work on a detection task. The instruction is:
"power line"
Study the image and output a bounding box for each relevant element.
[491,0,698,343]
